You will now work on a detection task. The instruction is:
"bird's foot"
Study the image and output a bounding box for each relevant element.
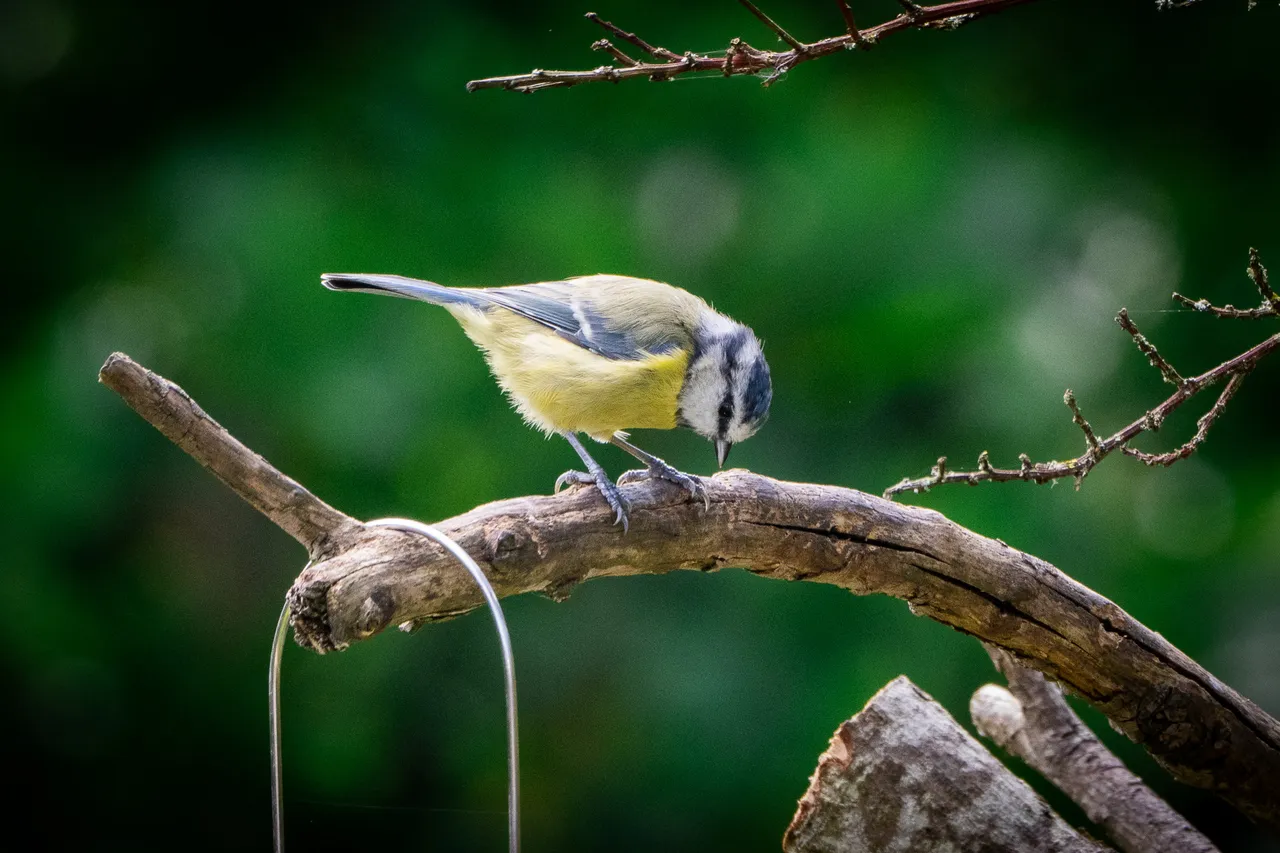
[617,460,709,511]
[555,469,631,531]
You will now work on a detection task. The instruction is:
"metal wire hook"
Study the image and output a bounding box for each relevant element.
[269,520,520,853]
[269,598,292,853]
[368,517,521,853]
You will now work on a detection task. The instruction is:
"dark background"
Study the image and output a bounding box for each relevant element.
[4,0,1278,849]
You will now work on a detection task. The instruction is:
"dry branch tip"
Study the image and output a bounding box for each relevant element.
[466,0,1048,94]
[886,250,1280,499]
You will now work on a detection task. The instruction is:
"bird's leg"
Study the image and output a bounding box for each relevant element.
[612,434,709,511]
[555,432,630,530]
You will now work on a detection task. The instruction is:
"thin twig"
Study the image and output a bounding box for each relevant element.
[886,251,1280,498]
[584,12,680,60]
[835,0,868,47]
[1171,292,1278,319]
[895,0,926,19]
[467,0,1038,93]
[1173,247,1280,319]
[1123,372,1245,467]
[1117,308,1185,388]
[1064,390,1100,451]
[737,0,807,52]
[1248,246,1277,306]
[591,38,639,66]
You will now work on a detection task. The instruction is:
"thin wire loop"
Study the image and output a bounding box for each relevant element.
[367,517,521,853]
[269,600,292,852]
[269,520,519,853]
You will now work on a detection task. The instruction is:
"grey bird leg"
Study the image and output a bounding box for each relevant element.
[612,434,709,511]
[556,432,630,531]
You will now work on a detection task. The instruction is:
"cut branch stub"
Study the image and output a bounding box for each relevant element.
[785,676,1105,853]
[974,647,1219,853]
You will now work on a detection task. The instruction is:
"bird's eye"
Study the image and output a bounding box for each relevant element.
[718,403,733,420]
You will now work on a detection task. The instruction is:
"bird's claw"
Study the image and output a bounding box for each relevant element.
[555,468,631,531]
[617,462,710,511]
[554,469,595,494]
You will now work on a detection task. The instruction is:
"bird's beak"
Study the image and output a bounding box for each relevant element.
[716,439,732,469]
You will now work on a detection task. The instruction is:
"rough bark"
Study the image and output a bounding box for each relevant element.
[99,352,1280,830]
[972,648,1219,853]
[784,676,1106,853]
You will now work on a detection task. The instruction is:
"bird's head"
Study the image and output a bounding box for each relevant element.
[677,321,772,468]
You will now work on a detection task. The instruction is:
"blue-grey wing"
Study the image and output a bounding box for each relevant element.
[480,281,683,360]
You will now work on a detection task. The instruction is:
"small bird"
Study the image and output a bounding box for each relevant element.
[322,272,772,529]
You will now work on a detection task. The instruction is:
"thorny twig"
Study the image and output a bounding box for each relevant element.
[1173,248,1279,319]
[885,250,1280,499]
[737,0,808,53]
[835,0,870,48]
[466,0,1038,93]
[1121,373,1246,468]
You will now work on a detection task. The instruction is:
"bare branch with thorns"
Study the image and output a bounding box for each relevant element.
[466,0,1037,93]
[885,249,1280,499]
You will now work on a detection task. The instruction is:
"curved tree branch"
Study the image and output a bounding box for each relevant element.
[99,352,1280,830]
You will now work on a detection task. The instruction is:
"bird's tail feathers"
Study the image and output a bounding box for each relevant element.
[321,273,483,307]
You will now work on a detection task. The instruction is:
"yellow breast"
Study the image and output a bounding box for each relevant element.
[446,305,689,440]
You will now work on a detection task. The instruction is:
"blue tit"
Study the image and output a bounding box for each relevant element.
[322,272,772,530]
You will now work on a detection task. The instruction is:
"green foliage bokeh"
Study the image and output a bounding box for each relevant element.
[3,0,1278,849]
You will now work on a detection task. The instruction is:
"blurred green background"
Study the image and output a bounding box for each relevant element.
[4,0,1279,849]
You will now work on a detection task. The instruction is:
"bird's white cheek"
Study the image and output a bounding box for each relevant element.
[677,369,725,438]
